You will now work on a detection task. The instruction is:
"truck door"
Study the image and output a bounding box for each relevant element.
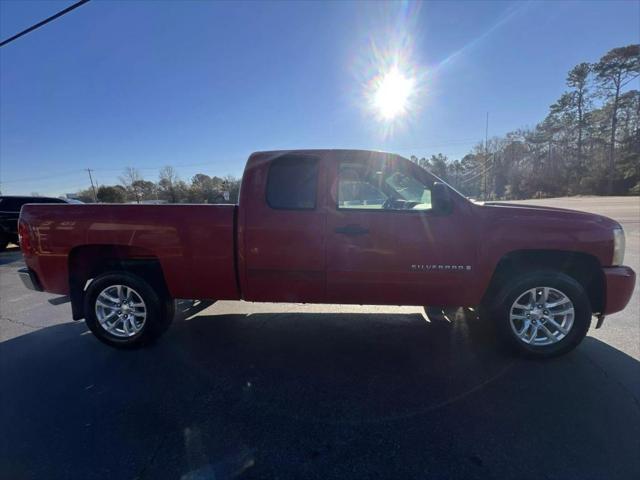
[325,151,476,306]
[242,153,327,303]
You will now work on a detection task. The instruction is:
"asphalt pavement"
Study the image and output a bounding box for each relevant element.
[1,196,639,479]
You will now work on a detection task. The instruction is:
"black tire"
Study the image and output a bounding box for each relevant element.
[84,271,174,349]
[488,270,591,358]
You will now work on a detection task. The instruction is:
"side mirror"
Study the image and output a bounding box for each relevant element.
[431,182,453,215]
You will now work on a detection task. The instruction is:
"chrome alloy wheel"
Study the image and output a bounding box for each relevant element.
[95,285,147,338]
[509,287,575,346]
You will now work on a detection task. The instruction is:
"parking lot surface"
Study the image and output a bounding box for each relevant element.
[1,196,639,479]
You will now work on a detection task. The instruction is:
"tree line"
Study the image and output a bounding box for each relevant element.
[76,166,241,204]
[412,44,639,199]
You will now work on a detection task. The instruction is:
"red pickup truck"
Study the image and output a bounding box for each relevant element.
[18,149,635,357]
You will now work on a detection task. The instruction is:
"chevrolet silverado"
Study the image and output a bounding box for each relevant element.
[18,149,636,357]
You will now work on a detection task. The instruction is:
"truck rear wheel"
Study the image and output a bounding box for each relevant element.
[84,272,174,349]
[490,271,591,358]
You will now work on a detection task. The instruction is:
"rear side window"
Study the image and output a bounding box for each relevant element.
[266,155,318,210]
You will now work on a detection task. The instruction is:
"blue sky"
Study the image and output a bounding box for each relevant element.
[1,0,638,196]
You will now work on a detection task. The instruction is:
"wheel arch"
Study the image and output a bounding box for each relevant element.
[68,244,170,320]
[481,249,604,313]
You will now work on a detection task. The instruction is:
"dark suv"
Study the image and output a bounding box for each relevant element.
[0,196,68,251]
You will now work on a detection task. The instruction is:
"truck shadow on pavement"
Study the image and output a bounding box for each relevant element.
[1,309,639,479]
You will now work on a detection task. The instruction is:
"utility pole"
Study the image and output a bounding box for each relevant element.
[483,112,489,200]
[86,168,98,202]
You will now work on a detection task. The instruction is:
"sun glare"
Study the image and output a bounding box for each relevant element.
[372,67,416,120]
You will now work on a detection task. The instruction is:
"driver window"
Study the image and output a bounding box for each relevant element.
[337,160,432,211]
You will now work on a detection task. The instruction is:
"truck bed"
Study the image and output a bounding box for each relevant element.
[20,204,240,300]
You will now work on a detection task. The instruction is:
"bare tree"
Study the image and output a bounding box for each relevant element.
[158,166,180,203]
[119,167,143,203]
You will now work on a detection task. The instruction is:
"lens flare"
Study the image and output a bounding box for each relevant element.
[372,66,416,120]
[351,1,425,136]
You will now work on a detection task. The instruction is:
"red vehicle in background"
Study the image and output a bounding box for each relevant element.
[18,150,635,357]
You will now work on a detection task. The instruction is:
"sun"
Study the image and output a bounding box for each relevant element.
[372,67,416,120]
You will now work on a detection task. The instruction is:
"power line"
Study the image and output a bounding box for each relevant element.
[93,160,224,173]
[460,161,495,185]
[407,138,482,150]
[1,162,240,195]
[0,169,87,184]
[0,0,91,48]
[0,160,227,185]
[457,159,492,179]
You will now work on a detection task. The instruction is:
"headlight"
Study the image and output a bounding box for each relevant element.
[612,227,625,266]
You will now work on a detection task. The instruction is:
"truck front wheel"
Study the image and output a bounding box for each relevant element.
[84,272,174,349]
[490,271,591,358]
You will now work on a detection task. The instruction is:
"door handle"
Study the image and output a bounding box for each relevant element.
[334,225,369,236]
